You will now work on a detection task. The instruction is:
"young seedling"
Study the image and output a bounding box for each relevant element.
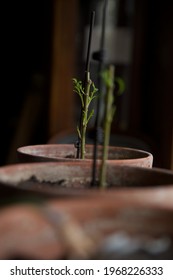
[74,11,96,159]
[73,77,98,159]
[99,65,125,188]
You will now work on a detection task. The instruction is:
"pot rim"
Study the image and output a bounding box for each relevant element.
[0,161,172,188]
[17,144,153,161]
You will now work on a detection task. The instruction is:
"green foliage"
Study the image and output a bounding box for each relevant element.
[99,65,125,188]
[73,78,98,110]
[101,69,125,95]
[115,77,126,95]
[73,78,98,127]
[73,78,85,107]
[100,68,125,125]
[101,69,114,88]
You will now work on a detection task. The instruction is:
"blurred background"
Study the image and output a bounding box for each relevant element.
[1,0,173,169]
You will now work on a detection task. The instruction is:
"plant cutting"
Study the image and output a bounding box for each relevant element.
[73,63,122,161]
[73,76,98,159]
[73,10,96,159]
[99,65,115,188]
[99,64,125,188]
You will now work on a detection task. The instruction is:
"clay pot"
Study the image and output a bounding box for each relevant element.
[0,162,173,259]
[0,196,172,259]
[0,162,172,200]
[0,204,63,259]
[17,144,153,168]
[45,197,173,259]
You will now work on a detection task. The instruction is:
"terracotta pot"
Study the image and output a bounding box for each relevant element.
[0,162,173,259]
[0,197,172,259]
[0,204,63,259]
[17,144,153,168]
[45,197,173,259]
[0,162,172,200]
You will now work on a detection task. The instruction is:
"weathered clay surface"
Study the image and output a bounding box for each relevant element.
[45,197,173,259]
[0,162,172,259]
[17,144,153,168]
[0,198,172,259]
[0,204,64,259]
[0,162,172,196]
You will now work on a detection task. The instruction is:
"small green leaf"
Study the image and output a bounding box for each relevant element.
[72,78,77,83]
[100,69,114,88]
[115,77,125,95]
[89,96,98,106]
[76,91,84,107]
[87,109,94,124]
[73,78,85,107]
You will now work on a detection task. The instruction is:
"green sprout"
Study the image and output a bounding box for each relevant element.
[99,65,125,188]
[73,73,98,159]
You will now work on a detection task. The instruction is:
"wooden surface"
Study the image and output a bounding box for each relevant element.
[49,0,78,137]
